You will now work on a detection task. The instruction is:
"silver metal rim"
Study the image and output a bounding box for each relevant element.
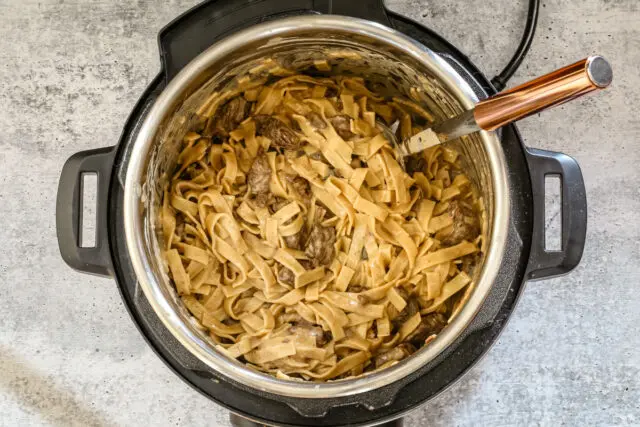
[124,15,509,399]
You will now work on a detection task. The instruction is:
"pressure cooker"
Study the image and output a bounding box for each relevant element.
[56,1,586,425]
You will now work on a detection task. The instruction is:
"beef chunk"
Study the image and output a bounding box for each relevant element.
[277,260,312,285]
[306,112,327,129]
[299,259,313,270]
[254,115,302,150]
[253,193,273,209]
[460,253,479,276]
[283,232,304,250]
[291,322,331,347]
[174,215,185,237]
[180,163,202,180]
[404,313,447,346]
[441,200,480,246]
[305,225,336,267]
[278,265,296,285]
[248,152,271,206]
[395,287,409,300]
[366,327,376,340]
[313,204,328,224]
[210,97,250,135]
[374,343,416,368]
[324,87,338,98]
[392,294,420,330]
[405,154,426,176]
[319,330,333,346]
[287,175,311,203]
[269,197,290,214]
[269,195,307,250]
[329,114,355,140]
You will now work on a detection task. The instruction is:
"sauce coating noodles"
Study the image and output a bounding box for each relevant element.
[160,73,483,380]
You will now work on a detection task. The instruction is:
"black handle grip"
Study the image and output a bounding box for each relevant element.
[525,148,587,280]
[56,147,115,277]
[158,0,391,82]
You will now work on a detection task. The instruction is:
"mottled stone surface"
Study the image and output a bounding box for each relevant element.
[0,0,638,426]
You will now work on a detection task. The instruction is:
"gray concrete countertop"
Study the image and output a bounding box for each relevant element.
[1,0,638,425]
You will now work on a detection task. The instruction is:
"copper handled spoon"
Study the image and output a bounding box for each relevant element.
[381,56,613,159]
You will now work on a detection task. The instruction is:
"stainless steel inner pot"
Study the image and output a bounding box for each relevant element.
[123,15,509,399]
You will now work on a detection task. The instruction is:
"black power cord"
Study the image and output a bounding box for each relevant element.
[490,0,540,91]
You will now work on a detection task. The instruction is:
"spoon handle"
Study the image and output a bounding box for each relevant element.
[474,55,612,131]
[401,56,612,157]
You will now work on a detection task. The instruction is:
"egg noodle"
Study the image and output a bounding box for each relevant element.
[160,72,483,381]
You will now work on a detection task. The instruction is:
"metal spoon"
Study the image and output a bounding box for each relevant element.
[381,56,612,159]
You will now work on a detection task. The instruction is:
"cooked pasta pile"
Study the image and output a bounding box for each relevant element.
[160,71,483,381]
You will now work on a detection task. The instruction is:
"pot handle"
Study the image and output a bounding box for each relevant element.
[56,147,115,277]
[158,0,391,82]
[525,148,587,280]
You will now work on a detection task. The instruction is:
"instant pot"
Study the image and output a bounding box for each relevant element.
[56,1,587,425]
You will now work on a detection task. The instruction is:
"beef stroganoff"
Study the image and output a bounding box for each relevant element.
[160,70,483,381]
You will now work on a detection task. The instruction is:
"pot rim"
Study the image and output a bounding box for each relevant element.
[123,15,509,399]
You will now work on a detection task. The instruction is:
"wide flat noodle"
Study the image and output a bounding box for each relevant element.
[178,243,210,265]
[382,218,418,269]
[414,241,477,273]
[296,267,325,288]
[214,237,249,284]
[246,341,297,364]
[382,150,409,204]
[397,312,422,341]
[245,251,277,297]
[353,196,387,222]
[310,302,345,341]
[387,287,407,312]
[422,272,471,314]
[321,292,384,318]
[167,249,190,295]
[335,265,355,292]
